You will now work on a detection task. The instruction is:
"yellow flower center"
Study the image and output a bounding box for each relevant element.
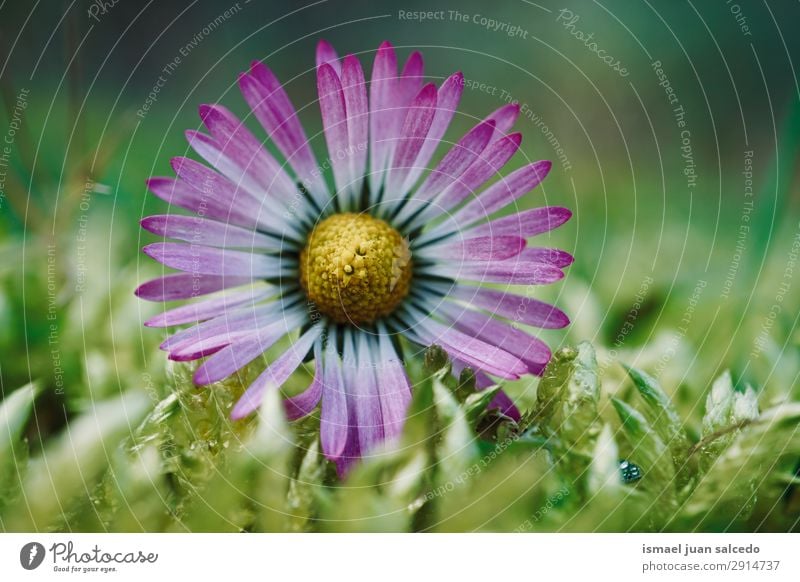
[299,213,412,324]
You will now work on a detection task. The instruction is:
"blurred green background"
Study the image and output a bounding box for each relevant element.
[0,0,798,532]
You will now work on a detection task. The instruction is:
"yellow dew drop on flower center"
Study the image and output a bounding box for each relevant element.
[300,213,412,324]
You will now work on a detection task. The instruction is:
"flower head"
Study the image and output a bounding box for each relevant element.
[137,40,572,473]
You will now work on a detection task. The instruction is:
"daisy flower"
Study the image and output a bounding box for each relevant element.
[137,40,572,473]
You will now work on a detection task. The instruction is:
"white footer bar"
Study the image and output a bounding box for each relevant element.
[1,533,796,580]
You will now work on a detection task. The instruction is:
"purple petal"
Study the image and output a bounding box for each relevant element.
[445,160,552,228]
[340,54,369,197]
[368,46,426,197]
[185,130,262,195]
[399,71,464,194]
[438,261,564,285]
[452,286,570,329]
[411,119,495,203]
[488,389,522,422]
[390,52,425,145]
[463,206,573,238]
[192,328,282,386]
[168,329,255,361]
[386,83,438,198]
[376,323,411,439]
[144,287,272,327]
[316,39,340,75]
[320,328,349,460]
[142,242,283,277]
[141,215,278,250]
[169,157,301,237]
[146,177,263,231]
[195,105,298,200]
[484,103,520,140]
[239,62,329,207]
[399,51,425,98]
[368,41,399,188]
[135,273,253,302]
[437,302,552,374]
[336,425,362,477]
[512,247,574,268]
[230,324,323,419]
[420,235,525,261]
[193,313,303,385]
[409,314,528,379]
[409,133,522,232]
[317,63,352,195]
[284,338,324,420]
[451,359,522,420]
[158,298,285,351]
[173,308,305,364]
[352,333,384,453]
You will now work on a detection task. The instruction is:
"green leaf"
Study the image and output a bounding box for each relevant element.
[248,387,297,532]
[434,448,555,532]
[698,371,758,469]
[433,378,478,478]
[588,424,621,496]
[321,443,428,532]
[3,390,149,531]
[320,380,434,532]
[455,366,477,401]
[578,424,650,532]
[703,370,735,436]
[557,341,600,446]
[624,365,690,479]
[0,382,39,513]
[0,382,38,451]
[105,444,171,532]
[400,372,436,450]
[533,345,578,427]
[732,386,759,423]
[611,398,675,498]
[423,344,450,375]
[680,403,800,528]
[180,386,300,532]
[625,366,682,440]
[463,385,501,427]
[286,440,325,532]
[532,342,601,497]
